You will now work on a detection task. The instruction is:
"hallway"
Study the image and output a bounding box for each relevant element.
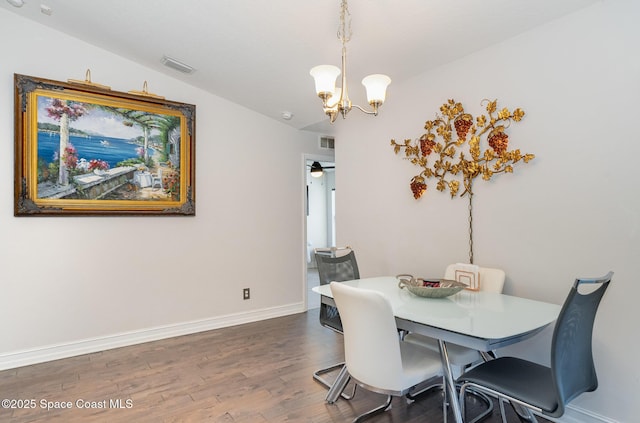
[307,266,320,309]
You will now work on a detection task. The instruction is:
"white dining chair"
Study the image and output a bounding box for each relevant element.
[330,281,444,422]
[401,264,505,421]
[151,166,163,189]
[403,264,506,376]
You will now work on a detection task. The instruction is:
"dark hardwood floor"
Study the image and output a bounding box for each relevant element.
[0,310,547,422]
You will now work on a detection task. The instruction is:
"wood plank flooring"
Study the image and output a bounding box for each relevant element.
[0,310,549,422]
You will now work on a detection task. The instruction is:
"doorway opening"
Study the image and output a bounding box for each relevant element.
[305,156,335,309]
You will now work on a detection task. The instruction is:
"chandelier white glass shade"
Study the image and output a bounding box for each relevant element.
[310,0,391,123]
[310,65,341,101]
[362,74,392,105]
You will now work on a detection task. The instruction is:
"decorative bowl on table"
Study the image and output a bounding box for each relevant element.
[396,274,466,298]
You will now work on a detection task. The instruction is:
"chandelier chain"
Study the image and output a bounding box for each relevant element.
[337,0,352,45]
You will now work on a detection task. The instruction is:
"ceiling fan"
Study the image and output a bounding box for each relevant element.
[308,161,334,177]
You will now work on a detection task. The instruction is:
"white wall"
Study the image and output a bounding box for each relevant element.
[0,10,327,368]
[336,1,639,422]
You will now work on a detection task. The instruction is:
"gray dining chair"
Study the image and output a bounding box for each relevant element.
[312,247,360,401]
[456,271,612,423]
[330,281,444,422]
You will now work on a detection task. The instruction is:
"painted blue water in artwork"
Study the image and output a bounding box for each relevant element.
[38,131,154,168]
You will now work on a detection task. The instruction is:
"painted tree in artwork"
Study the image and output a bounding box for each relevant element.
[46,98,87,185]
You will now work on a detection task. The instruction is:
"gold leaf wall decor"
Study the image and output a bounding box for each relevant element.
[390,99,535,263]
[391,99,534,200]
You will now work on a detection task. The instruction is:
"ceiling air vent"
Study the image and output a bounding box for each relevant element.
[161,55,195,74]
[319,136,335,150]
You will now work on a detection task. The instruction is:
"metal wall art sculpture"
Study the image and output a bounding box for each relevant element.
[391,99,534,262]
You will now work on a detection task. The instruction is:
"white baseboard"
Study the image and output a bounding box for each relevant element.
[0,302,305,371]
[532,404,618,423]
[550,405,620,423]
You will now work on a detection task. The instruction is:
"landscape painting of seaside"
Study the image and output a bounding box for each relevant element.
[14,74,195,216]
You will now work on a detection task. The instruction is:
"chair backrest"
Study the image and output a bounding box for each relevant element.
[444,264,506,293]
[315,250,360,332]
[316,250,360,285]
[550,271,612,417]
[330,281,405,391]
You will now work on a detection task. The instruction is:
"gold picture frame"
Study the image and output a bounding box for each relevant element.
[14,74,196,216]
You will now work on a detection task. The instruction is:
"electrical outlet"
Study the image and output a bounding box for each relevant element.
[243,288,250,300]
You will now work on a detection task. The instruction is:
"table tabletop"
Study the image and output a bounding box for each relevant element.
[313,276,561,352]
[133,171,153,188]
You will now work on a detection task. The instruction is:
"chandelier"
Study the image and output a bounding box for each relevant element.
[310,0,391,123]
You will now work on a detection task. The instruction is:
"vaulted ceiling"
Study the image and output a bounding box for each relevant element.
[2,0,598,132]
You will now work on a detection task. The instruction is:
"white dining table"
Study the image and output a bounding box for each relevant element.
[133,171,153,188]
[312,276,561,423]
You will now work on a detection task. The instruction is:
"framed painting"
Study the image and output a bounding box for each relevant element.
[14,73,196,216]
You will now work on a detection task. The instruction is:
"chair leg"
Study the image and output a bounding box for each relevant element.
[325,365,356,404]
[459,383,495,423]
[411,378,493,423]
[405,376,453,423]
[313,362,344,385]
[509,402,539,423]
[313,362,356,402]
[499,398,508,423]
[465,389,494,423]
[405,381,442,400]
[352,395,392,423]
